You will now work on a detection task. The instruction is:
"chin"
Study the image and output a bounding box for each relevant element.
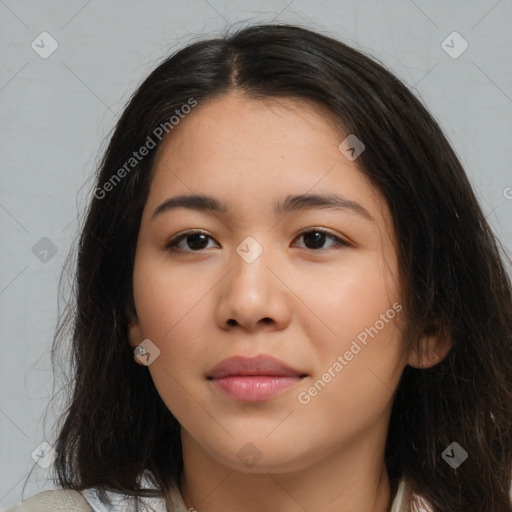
[206,438,321,474]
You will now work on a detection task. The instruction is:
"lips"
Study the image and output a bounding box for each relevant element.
[207,355,307,379]
[207,355,308,402]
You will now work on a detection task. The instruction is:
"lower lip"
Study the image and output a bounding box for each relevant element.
[209,376,304,402]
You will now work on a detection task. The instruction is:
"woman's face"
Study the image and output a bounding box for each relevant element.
[129,92,409,474]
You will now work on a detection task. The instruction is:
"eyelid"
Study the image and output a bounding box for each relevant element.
[164,229,213,248]
[295,227,351,247]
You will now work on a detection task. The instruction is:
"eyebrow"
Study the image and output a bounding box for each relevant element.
[151,193,375,222]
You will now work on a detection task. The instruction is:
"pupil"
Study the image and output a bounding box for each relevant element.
[188,234,208,250]
[305,231,325,249]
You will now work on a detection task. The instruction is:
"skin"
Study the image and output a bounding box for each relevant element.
[128,92,450,512]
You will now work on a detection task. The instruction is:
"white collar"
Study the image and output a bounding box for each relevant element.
[81,471,167,512]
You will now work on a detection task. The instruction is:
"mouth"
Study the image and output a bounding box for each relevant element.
[208,375,307,402]
[206,355,308,402]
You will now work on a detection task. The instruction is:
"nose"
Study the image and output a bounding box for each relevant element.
[214,244,292,332]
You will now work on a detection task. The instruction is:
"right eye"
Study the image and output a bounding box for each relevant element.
[165,230,219,252]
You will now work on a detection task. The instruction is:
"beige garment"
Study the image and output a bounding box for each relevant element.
[5,489,93,511]
[5,477,433,512]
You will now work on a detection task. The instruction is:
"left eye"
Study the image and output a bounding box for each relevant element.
[165,229,350,253]
[294,229,350,250]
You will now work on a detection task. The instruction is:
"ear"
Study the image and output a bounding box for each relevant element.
[407,324,452,369]
[128,314,146,366]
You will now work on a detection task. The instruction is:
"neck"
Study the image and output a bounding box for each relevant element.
[178,427,393,512]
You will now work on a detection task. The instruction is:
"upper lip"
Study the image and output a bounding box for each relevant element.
[207,355,307,379]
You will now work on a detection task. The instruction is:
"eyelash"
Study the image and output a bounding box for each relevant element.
[165,228,351,253]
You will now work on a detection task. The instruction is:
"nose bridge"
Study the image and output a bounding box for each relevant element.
[230,233,273,300]
[215,232,289,330]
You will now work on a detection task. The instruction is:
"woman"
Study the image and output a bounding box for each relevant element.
[8,23,512,512]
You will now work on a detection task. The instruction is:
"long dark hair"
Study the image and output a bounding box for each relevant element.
[46,23,512,511]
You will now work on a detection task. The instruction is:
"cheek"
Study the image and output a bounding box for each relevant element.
[132,253,213,343]
[291,316,405,456]
[298,252,401,347]
[294,254,405,412]
[132,255,216,394]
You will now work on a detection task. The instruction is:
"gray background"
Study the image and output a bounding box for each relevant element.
[1,0,511,508]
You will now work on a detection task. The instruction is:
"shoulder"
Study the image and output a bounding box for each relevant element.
[5,489,93,512]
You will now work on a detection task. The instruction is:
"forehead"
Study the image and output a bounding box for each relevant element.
[153,92,346,168]
[146,92,391,232]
